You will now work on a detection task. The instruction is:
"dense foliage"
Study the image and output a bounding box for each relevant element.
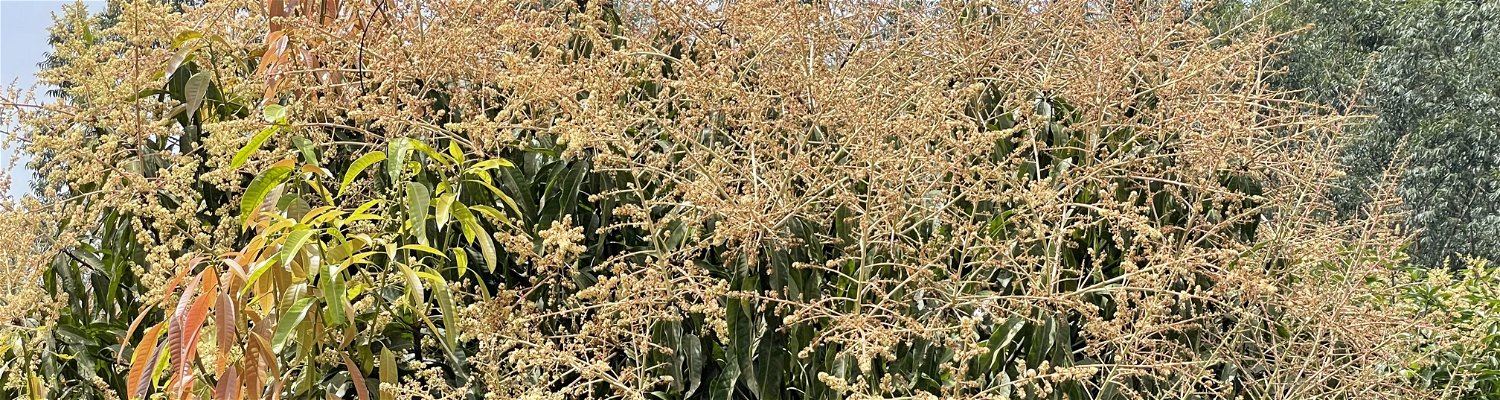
[1206,0,1500,265]
[0,0,1486,399]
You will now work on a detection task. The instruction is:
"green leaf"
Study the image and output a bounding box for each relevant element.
[293,136,319,165]
[451,202,480,243]
[262,104,287,123]
[230,125,281,170]
[416,270,460,351]
[454,248,468,277]
[398,244,447,259]
[240,159,297,226]
[725,293,755,393]
[352,199,383,216]
[467,158,514,173]
[396,264,424,308]
[184,71,210,117]
[469,204,516,229]
[447,141,465,165]
[340,151,386,197]
[477,225,497,272]
[683,333,704,396]
[171,30,202,49]
[387,139,413,181]
[271,297,315,354]
[434,193,455,228]
[278,225,315,268]
[409,140,452,165]
[406,182,431,245]
[321,265,348,328]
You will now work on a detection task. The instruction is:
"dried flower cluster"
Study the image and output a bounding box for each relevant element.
[0,0,1459,399]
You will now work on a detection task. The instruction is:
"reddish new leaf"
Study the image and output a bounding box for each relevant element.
[212,366,240,400]
[343,354,372,400]
[127,323,166,400]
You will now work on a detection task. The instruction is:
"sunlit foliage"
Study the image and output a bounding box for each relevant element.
[0,0,1466,399]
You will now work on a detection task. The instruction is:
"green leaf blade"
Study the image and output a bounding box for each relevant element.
[339,151,387,197]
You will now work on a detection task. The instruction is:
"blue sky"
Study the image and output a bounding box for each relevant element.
[1,0,105,199]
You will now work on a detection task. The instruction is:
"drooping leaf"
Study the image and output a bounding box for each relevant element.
[467,158,514,173]
[214,293,236,373]
[278,225,315,268]
[434,193,455,228]
[293,135,319,165]
[240,159,297,226]
[454,248,469,277]
[127,323,166,400]
[682,333,704,396]
[398,244,447,259]
[450,202,479,243]
[387,138,412,181]
[343,354,372,400]
[271,297,315,354]
[231,125,282,170]
[406,182,430,245]
[184,70,211,117]
[379,347,397,400]
[447,141,465,165]
[174,271,218,398]
[212,365,240,400]
[469,204,516,229]
[396,263,425,307]
[476,225,497,272]
[416,270,460,351]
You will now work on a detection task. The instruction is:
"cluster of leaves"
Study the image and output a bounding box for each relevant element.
[0,0,1452,399]
[1388,258,1500,397]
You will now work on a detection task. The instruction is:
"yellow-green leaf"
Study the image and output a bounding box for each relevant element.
[398,244,447,259]
[396,264,424,307]
[454,249,468,277]
[339,151,386,197]
[240,159,297,227]
[379,347,397,400]
[467,158,514,173]
[434,193,455,229]
[386,139,412,181]
[451,202,479,243]
[279,225,314,268]
[271,297,315,354]
[406,182,430,245]
[447,141,465,165]
[262,104,287,123]
[470,204,516,229]
[477,225,497,272]
[231,126,281,170]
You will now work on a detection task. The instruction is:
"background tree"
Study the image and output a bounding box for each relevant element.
[1202,0,1500,265]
